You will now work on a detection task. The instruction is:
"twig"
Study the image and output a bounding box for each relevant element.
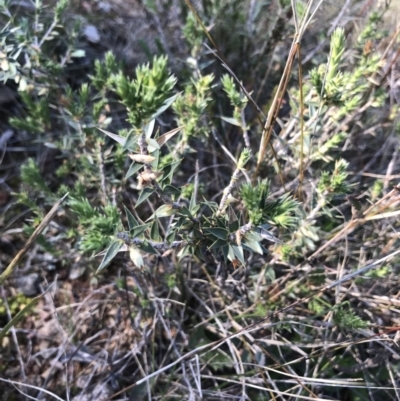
[117,232,186,251]
[97,141,108,206]
[0,378,64,401]
[0,193,69,285]
[0,286,26,383]
[217,167,241,216]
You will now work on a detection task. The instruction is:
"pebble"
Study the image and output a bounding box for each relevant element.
[14,273,41,297]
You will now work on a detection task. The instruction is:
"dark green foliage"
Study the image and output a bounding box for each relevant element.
[68,198,120,254]
[240,180,299,228]
[318,159,349,196]
[111,56,177,128]
[333,303,368,330]
[1,2,398,400]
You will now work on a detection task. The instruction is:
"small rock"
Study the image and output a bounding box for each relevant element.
[69,265,86,280]
[97,2,112,13]
[15,273,41,297]
[83,25,100,43]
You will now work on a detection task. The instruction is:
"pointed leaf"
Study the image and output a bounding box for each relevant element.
[150,93,179,120]
[125,161,143,179]
[136,187,155,207]
[156,126,183,147]
[150,219,162,242]
[178,206,192,217]
[149,204,176,219]
[231,245,245,266]
[191,204,201,215]
[123,131,138,151]
[97,240,124,272]
[150,148,160,170]
[166,231,176,244]
[129,245,144,268]
[220,116,242,127]
[146,137,160,153]
[98,128,126,146]
[209,239,228,250]
[227,245,236,261]
[163,185,181,197]
[144,119,155,139]
[132,223,151,237]
[229,220,240,232]
[244,230,263,242]
[124,205,138,230]
[243,240,263,254]
[177,245,191,260]
[204,227,228,240]
[189,186,197,212]
[222,244,229,261]
[139,240,158,255]
[161,160,181,184]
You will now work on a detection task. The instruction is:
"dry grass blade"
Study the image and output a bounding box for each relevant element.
[2,1,399,399]
[184,0,288,186]
[107,247,400,400]
[255,0,325,181]
[0,378,64,401]
[0,193,69,285]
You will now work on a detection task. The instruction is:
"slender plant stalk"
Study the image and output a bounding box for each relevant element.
[0,193,68,285]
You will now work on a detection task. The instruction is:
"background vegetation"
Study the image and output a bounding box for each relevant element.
[0,0,400,400]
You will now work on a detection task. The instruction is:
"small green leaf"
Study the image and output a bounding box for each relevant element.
[166,231,176,243]
[220,116,242,127]
[177,245,191,260]
[231,245,245,265]
[243,240,263,255]
[98,128,127,146]
[174,216,189,228]
[150,219,162,242]
[71,49,86,58]
[97,240,124,272]
[139,240,158,255]
[147,137,160,152]
[151,149,160,170]
[227,245,235,261]
[161,160,181,184]
[150,93,179,121]
[191,204,201,214]
[144,119,155,139]
[136,187,155,207]
[194,246,206,261]
[265,266,276,282]
[222,244,229,261]
[244,230,263,242]
[132,223,151,237]
[178,206,192,217]
[129,245,144,268]
[209,239,228,250]
[189,186,197,212]
[204,227,228,240]
[200,201,219,211]
[126,162,143,179]
[152,204,176,218]
[229,220,240,232]
[124,205,138,230]
[163,185,181,197]
[122,131,138,151]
